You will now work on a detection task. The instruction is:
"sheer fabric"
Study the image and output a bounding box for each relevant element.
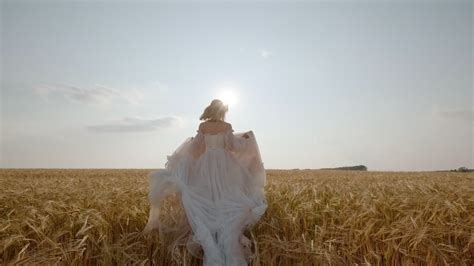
[143,129,267,266]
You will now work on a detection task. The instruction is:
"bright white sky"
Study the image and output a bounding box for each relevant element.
[1,1,472,171]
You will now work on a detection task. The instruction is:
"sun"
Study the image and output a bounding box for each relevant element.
[217,89,238,107]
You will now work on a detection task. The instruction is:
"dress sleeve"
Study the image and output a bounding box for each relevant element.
[224,128,249,152]
[165,131,204,171]
[190,131,205,159]
[225,130,266,188]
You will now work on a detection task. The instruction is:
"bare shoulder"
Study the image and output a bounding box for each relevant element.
[223,121,232,129]
[198,121,207,131]
[198,120,232,133]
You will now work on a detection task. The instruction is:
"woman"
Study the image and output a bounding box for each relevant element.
[143,99,268,266]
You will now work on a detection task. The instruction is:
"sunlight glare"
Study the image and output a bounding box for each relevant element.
[217,89,238,107]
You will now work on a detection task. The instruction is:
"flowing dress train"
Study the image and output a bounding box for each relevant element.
[144,129,267,266]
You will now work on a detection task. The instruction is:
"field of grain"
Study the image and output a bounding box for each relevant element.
[1,169,473,265]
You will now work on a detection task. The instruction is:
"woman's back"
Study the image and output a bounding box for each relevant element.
[198,120,232,135]
[203,133,226,149]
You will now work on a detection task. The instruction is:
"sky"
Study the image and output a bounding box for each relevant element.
[1,0,472,171]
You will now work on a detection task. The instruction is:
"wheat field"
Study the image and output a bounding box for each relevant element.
[0,169,473,265]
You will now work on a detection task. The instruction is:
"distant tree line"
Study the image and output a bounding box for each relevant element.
[451,167,474,173]
[320,165,368,171]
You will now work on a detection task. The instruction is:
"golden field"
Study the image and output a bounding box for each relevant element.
[0,169,473,265]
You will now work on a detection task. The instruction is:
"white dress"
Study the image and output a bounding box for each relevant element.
[144,128,268,266]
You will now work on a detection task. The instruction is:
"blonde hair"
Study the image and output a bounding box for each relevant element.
[199,99,229,121]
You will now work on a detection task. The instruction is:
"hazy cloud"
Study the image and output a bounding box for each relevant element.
[152,81,169,93]
[34,84,144,105]
[87,116,182,133]
[436,107,474,121]
[259,49,273,59]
